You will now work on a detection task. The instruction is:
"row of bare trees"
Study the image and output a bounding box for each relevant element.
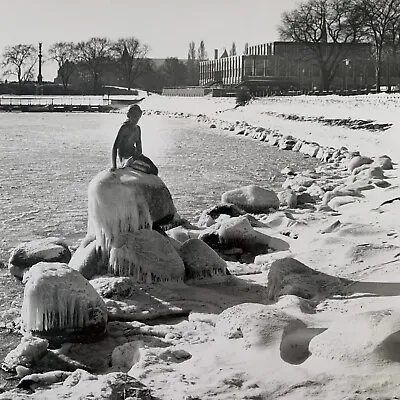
[1,37,151,93]
[1,37,212,93]
[279,0,400,91]
[49,37,150,93]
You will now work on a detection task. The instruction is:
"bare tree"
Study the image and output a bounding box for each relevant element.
[48,42,78,92]
[385,18,400,88]
[279,0,366,91]
[111,37,151,91]
[75,37,112,94]
[360,0,400,92]
[230,42,237,56]
[197,40,208,61]
[2,44,37,93]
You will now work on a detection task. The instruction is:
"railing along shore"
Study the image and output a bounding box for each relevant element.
[0,95,117,112]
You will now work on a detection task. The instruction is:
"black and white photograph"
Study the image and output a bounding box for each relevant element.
[1,0,400,399]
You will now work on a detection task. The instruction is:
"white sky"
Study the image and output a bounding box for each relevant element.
[0,0,299,80]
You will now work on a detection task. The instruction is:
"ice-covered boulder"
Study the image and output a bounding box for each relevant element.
[108,231,185,282]
[197,203,245,227]
[90,276,136,299]
[111,341,141,372]
[221,185,279,214]
[178,238,227,281]
[9,237,71,280]
[2,336,48,372]
[166,226,192,243]
[199,216,289,263]
[348,155,373,172]
[87,169,177,256]
[299,142,319,157]
[21,262,108,345]
[68,237,106,280]
[2,369,150,399]
[278,189,297,208]
[218,216,289,252]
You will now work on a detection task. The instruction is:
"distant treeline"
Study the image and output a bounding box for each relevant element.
[0,38,209,95]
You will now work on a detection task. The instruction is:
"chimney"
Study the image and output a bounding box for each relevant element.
[214,49,218,59]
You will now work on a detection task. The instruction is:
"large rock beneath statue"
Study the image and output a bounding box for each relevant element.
[21,262,108,346]
[221,185,279,214]
[87,169,177,255]
[8,237,71,280]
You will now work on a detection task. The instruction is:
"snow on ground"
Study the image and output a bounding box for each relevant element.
[134,93,400,399]
[141,93,400,160]
[5,93,400,399]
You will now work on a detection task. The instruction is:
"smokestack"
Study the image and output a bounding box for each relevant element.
[214,49,218,60]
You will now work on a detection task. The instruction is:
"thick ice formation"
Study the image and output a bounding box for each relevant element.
[21,263,107,338]
[109,231,185,282]
[87,169,177,262]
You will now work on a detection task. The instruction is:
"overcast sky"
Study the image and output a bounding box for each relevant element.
[1,0,300,80]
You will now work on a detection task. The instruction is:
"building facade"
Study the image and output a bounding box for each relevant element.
[199,41,374,93]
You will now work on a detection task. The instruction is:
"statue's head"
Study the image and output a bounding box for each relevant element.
[127,104,142,121]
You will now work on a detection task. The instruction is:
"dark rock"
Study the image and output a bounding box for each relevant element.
[266,257,350,301]
[179,239,227,281]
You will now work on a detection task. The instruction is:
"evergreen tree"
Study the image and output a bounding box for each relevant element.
[197,40,208,61]
[187,41,198,85]
[230,42,237,56]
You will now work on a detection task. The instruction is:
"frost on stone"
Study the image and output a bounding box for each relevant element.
[88,177,152,257]
[108,231,185,283]
[2,335,48,371]
[21,263,108,338]
[86,170,177,269]
[178,239,227,281]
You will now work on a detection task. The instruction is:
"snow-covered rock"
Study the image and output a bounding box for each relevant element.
[2,336,48,372]
[221,185,279,213]
[108,230,185,282]
[68,238,106,280]
[111,341,142,372]
[348,155,373,172]
[278,189,297,208]
[9,237,71,280]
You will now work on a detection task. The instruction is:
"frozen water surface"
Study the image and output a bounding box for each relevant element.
[0,112,320,260]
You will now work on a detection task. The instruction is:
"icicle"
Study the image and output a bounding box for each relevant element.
[21,263,107,341]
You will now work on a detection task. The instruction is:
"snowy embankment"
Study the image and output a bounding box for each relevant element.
[140,93,400,160]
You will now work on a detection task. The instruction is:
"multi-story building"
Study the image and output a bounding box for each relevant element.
[199,41,374,94]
